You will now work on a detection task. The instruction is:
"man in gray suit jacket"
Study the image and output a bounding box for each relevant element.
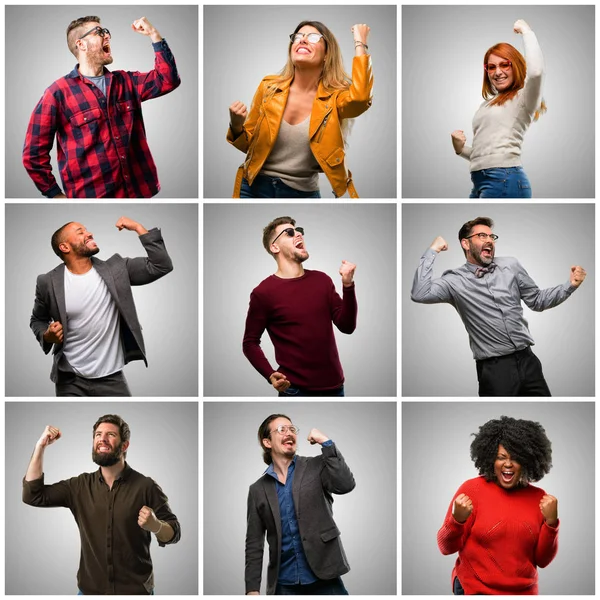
[246,414,355,595]
[30,216,173,396]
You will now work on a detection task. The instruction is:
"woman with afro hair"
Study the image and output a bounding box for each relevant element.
[437,416,558,595]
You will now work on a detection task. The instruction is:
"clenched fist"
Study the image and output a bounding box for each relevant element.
[351,24,370,43]
[229,101,248,135]
[570,265,586,288]
[131,17,162,43]
[430,236,448,253]
[513,19,532,35]
[340,260,356,287]
[452,493,473,523]
[36,425,61,449]
[115,216,148,235]
[451,130,466,155]
[43,321,63,344]
[539,494,558,527]
[138,505,161,533]
[269,371,290,393]
[307,428,330,445]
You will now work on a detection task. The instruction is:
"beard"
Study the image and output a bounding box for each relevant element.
[87,46,113,67]
[470,243,494,266]
[92,444,124,467]
[292,249,309,263]
[72,240,100,258]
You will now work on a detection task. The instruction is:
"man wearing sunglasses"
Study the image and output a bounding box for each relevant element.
[243,216,357,396]
[411,216,586,396]
[23,15,180,198]
[246,414,355,595]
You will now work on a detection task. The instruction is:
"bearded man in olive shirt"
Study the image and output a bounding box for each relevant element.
[23,414,180,595]
[243,216,357,397]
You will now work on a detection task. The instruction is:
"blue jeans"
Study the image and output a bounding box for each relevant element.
[240,175,321,198]
[469,166,532,198]
[279,385,345,397]
[276,577,348,595]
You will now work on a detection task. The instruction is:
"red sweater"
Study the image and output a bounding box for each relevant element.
[437,477,559,595]
[242,270,357,390]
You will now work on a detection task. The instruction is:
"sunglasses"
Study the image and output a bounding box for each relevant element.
[271,227,305,245]
[484,60,512,73]
[79,26,111,40]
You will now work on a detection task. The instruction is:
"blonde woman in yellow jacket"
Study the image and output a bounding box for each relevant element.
[227,21,372,198]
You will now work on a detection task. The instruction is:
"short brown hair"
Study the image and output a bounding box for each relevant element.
[458,217,494,257]
[66,16,101,57]
[262,216,295,257]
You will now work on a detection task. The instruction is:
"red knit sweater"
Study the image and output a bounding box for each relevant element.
[437,476,559,595]
[242,270,357,390]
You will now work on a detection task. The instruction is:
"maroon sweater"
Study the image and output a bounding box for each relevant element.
[437,476,559,595]
[242,270,357,390]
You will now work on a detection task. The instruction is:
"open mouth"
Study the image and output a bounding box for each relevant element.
[501,470,515,483]
[294,240,305,249]
[283,438,295,448]
[102,42,111,56]
[97,444,111,453]
[481,247,493,257]
[296,47,311,55]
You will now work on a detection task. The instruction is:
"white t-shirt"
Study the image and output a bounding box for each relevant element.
[63,266,124,378]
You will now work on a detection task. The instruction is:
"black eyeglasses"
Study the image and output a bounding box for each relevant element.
[464,233,499,242]
[79,26,111,40]
[271,227,304,245]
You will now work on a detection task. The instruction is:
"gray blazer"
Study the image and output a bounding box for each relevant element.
[245,443,355,595]
[30,228,173,383]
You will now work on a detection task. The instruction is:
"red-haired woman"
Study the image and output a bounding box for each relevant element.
[451,19,545,198]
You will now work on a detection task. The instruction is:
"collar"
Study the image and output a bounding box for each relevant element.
[464,261,498,273]
[268,77,333,100]
[68,65,111,80]
[97,460,131,483]
[264,454,297,478]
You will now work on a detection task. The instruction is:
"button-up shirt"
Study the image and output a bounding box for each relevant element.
[23,40,180,199]
[411,248,577,360]
[22,462,181,595]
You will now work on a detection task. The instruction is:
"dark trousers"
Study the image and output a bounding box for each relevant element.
[55,370,132,397]
[453,577,464,595]
[279,385,345,397]
[276,577,348,595]
[476,347,551,396]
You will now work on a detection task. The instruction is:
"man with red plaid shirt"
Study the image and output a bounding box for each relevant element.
[23,16,180,198]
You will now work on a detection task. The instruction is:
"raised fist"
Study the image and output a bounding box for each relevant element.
[430,236,448,253]
[37,425,61,449]
[539,494,558,526]
[229,101,248,133]
[451,130,466,155]
[452,493,473,523]
[513,19,532,35]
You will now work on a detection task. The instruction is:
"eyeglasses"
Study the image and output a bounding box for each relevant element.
[464,233,499,242]
[270,425,299,435]
[79,26,111,40]
[290,32,324,44]
[271,227,304,245]
[484,61,512,73]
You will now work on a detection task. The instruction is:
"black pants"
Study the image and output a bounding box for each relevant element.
[453,577,464,595]
[55,370,132,397]
[476,347,551,396]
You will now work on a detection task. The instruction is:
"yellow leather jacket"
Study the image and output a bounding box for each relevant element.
[227,54,373,198]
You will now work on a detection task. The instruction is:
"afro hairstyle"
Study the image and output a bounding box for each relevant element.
[470,416,552,483]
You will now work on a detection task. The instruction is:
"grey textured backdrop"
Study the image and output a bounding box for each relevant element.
[203,204,397,397]
[402,5,595,198]
[402,402,595,595]
[402,204,595,397]
[6,5,198,198]
[204,5,397,198]
[6,401,198,595]
[5,204,198,397]
[204,401,397,595]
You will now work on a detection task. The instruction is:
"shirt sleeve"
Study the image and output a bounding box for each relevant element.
[22,474,73,508]
[336,55,373,120]
[22,89,63,198]
[459,145,472,161]
[226,78,266,154]
[330,281,357,334]
[242,290,277,382]
[521,29,544,117]
[411,248,454,304]
[29,275,54,355]
[514,260,576,312]
[245,488,266,594]
[148,479,181,547]
[123,228,174,285]
[319,443,356,495]
[129,39,181,102]
[437,482,475,555]
[535,519,559,567]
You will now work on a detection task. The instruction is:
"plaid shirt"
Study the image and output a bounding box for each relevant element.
[23,40,180,198]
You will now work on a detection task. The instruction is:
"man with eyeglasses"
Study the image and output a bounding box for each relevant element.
[411,216,586,396]
[246,414,355,595]
[23,15,180,198]
[243,216,357,396]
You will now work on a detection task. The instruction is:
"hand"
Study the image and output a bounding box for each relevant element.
[43,321,63,344]
[229,101,248,134]
[131,17,162,43]
[539,494,558,526]
[570,265,586,288]
[307,428,330,445]
[351,24,370,44]
[451,130,466,155]
[115,216,148,235]
[54,193,67,199]
[246,593,260,596]
[430,236,448,253]
[339,260,356,287]
[452,493,473,523]
[138,505,161,533]
[513,19,532,35]
[269,372,290,393]
[36,425,61,449]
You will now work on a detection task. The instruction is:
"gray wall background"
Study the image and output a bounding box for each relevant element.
[204,204,397,397]
[402,402,595,595]
[402,5,595,198]
[5,204,198,397]
[204,5,397,198]
[6,5,198,198]
[6,401,198,595]
[204,401,397,595]
[402,203,595,397]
